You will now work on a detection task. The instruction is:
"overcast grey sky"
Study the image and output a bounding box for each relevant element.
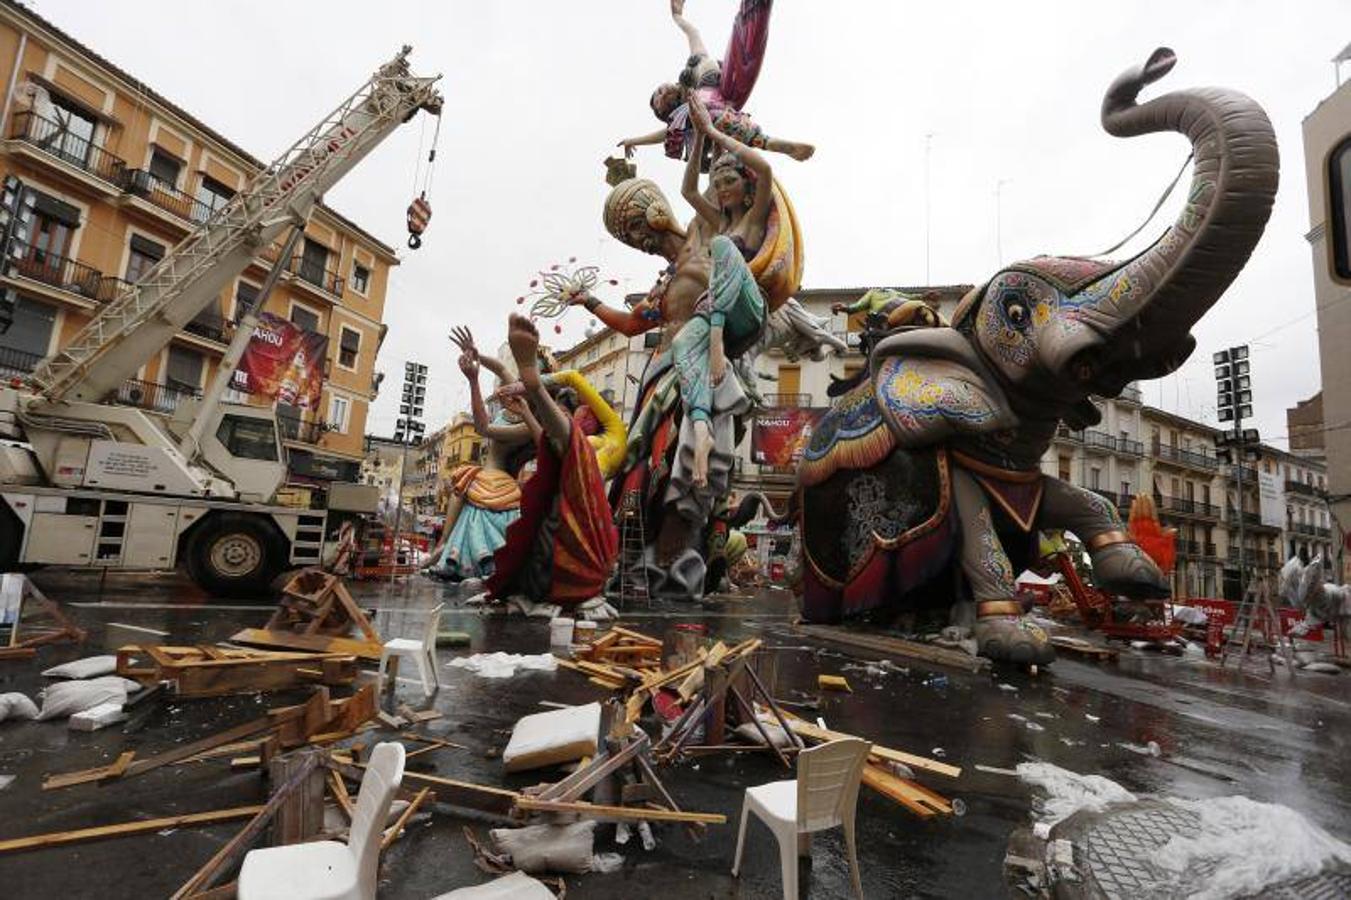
[35,0,1351,445]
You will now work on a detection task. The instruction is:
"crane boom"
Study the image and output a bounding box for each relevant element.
[26,46,441,406]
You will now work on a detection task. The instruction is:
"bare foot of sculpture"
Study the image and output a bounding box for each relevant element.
[973,615,1055,666]
[692,418,714,488]
[507,314,540,390]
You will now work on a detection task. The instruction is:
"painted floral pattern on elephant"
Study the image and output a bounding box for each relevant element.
[876,356,1000,438]
[975,507,1016,587]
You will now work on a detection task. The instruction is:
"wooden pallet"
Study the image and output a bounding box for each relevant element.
[116,644,359,698]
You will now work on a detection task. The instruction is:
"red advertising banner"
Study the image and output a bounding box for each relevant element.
[231,311,328,410]
[1182,598,1324,641]
[751,407,826,467]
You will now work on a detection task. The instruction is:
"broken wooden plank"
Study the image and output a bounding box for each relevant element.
[607,626,662,646]
[381,787,432,850]
[795,624,990,673]
[42,751,136,791]
[0,806,265,854]
[536,734,650,802]
[329,770,354,820]
[229,628,383,662]
[861,763,953,818]
[782,716,961,779]
[121,717,275,779]
[514,797,725,825]
[329,757,519,816]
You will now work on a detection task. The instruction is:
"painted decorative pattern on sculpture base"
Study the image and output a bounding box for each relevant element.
[800,381,895,487]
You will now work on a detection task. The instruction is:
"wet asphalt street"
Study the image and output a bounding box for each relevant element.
[0,570,1347,899]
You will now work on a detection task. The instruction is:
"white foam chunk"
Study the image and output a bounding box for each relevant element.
[502,702,600,773]
[67,702,127,732]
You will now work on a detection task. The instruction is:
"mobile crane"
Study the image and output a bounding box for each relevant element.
[0,48,441,596]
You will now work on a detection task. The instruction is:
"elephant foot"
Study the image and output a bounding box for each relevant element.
[974,603,1055,665]
[1089,539,1170,599]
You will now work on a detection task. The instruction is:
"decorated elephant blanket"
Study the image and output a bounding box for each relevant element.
[799,380,957,621]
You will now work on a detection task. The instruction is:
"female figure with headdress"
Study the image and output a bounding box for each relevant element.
[427,328,538,582]
[618,1,813,164]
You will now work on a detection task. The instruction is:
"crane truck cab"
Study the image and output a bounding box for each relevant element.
[0,385,326,597]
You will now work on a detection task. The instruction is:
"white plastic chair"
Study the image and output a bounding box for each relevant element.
[238,741,406,900]
[732,737,871,899]
[376,602,443,697]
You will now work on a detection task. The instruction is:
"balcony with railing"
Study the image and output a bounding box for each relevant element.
[1083,430,1117,452]
[1152,440,1219,471]
[1155,495,1221,519]
[1118,437,1144,456]
[6,242,110,302]
[763,393,812,408]
[9,111,127,187]
[1285,479,1323,497]
[182,310,234,345]
[1178,539,1201,557]
[277,412,327,444]
[0,345,43,378]
[115,378,201,414]
[122,169,214,224]
[1055,425,1083,442]
[291,255,344,299]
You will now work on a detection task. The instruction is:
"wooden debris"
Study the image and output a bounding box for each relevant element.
[818,674,853,693]
[230,569,382,660]
[329,770,354,820]
[0,574,86,656]
[401,732,468,758]
[169,751,324,899]
[781,715,960,779]
[1050,635,1120,660]
[329,756,519,815]
[0,806,265,854]
[861,763,954,818]
[513,797,725,825]
[381,786,431,850]
[42,751,136,791]
[116,644,359,698]
[795,624,991,673]
[45,686,379,789]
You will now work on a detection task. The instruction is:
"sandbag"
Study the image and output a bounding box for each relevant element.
[733,718,795,748]
[36,679,127,721]
[490,821,595,874]
[42,656,117,679]
[430,871,555,900]
[0,692,39,722]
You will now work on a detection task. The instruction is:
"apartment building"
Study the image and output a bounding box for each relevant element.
[0,0,397,508]
[1303,57,1351,580]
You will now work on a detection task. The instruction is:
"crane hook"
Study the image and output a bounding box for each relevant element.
[407,191,431,250]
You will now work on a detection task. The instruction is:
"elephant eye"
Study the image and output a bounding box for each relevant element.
[1001,291,1029,328]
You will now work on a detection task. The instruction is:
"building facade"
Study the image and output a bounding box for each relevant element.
[0,0,397,507]
[1303,63,1351,580]
[552,326,650,423]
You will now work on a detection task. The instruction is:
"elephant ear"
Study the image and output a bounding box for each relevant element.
[871,328,1017,448]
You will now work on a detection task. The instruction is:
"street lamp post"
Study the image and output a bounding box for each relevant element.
[1213,345,1256,596]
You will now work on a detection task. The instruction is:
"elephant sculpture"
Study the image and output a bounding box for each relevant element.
[795,48,1279,665]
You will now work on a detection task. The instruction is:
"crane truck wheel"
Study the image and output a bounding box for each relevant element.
[185,513,284,598]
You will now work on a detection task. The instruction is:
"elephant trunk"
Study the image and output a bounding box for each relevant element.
[1057,48,1279,392]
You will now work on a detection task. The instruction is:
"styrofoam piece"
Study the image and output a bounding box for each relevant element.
[502,702,600,773]
[68,701,127,731]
